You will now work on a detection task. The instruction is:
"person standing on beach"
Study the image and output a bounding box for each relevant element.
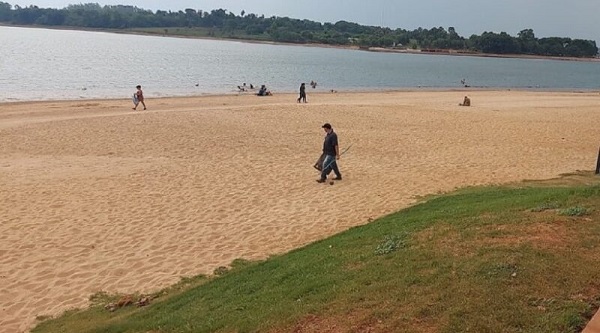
[316,123,342,183]
[133,85,146,110]
[297,83,307,103]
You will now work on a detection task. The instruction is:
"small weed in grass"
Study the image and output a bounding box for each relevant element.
[212,258,257,277]
[230,258,256,270]
[480,262,518,278]
[168,274,208,292]
[375,234,406,255]
[527,296,556,308]
[531,201,560,212]
[213,266,229,276]
[559,206,588,216]
[562,311,588,332]
[89,291,116,305]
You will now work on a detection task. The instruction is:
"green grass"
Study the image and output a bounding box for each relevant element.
[32,172,600,333]
[559,206,590,216]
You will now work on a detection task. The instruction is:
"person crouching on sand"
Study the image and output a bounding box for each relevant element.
[133,85,146,110]
[257,85,272,96]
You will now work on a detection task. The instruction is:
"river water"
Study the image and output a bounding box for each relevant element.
[1,25,599,102]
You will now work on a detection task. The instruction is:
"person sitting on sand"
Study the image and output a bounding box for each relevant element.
[459,96,471,106]
[257,85,272,96]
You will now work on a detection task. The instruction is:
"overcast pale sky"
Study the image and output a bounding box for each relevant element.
[8,0,600,43]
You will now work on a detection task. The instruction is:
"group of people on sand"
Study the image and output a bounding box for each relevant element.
[130,80,301,110]
[235,80,318,99]
[133,81,468,111]
[130,81,471,186]
[229,78,323,99]
[129,83,463,186]
[235,82,273,96]
[129,83,343,185]
[257,80,317,99]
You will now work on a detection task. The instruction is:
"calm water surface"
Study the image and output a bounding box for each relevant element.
[1,26,599,102]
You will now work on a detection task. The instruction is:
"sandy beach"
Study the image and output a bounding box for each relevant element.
[1,90,599,332]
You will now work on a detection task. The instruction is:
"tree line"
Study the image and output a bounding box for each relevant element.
[1,2,597,58]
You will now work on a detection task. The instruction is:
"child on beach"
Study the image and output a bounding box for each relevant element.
[133,85,146,110]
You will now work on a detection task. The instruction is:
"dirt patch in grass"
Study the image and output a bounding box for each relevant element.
[478,217,574,250]
[285,306,436,333]
[412,209,591,257]
[288,314,343,333]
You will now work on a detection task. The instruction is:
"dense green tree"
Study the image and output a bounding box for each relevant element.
[334,20,365,34]
[0,2,13,21]
[565,39,598,57]
[245,24,264,35]
[33,9,65,25]
[475,31,521,54]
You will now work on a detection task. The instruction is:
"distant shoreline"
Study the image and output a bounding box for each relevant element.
[365,47,600,63]
[3,23,600,63]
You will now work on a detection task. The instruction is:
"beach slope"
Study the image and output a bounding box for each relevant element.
[1,90,599,332]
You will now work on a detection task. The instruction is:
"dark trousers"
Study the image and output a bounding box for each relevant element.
[320,154,341,180]
[298,92,306,102]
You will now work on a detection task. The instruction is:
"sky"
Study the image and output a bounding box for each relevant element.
[8,0,600,43]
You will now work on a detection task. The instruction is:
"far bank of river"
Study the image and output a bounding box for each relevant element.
[3,23,599,63]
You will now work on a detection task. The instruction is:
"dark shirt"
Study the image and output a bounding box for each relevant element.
[300,85,305,93]
[322,131,338,156]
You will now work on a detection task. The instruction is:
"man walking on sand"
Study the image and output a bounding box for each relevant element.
[317,123,342,183]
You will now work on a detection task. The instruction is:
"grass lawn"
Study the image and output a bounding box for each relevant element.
[33,172,600,333]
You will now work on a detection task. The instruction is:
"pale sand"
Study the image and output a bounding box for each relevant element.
[1,90,599,332]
